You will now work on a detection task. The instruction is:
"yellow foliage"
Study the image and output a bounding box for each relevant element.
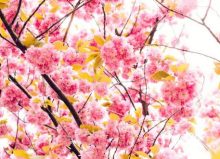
[93,55,103,73]
[170,63,189,73]
[0,119,7,124]
[214,62,220,75]
[94,35,105,46]
[135,107,142,118]
[22,32,39,47]
[164,55,176,61]
[0,0,9,9]
[124,115,137,124]
[151,71,174,81]
[104,3,111,13]
[20,10,28,21]
[211,149,220,159]
[109,113,120,121]
[50,0,60,13]
[120,154,141,159]
[80,124,101,133]
[150,145,160,155]
[102,102,112,107]
[78,72,94,82]
[86,53,99,63]
[0,27,9,38]
[167,118,175,127]
[135,151,150,158]
[53,40,68,51]
[13,149,30,159]
[44,99,53,107]
[72,64,83,71]
[56,116,72,123]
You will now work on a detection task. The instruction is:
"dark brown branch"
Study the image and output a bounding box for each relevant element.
[10,0,22,26]
[18,0,46,38]
[41,106,58,127]
[42,74,82,127]
[102,4,106,39]
[69,143,81,159]
[0,34,16,46]
[8,75,32,99]
[0,10,26,52]
[139,15,166,54]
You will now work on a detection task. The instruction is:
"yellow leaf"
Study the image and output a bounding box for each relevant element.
[53,41,68,51]
[0,2,8,9]
[50,0,60,13]
[16,75,23,82]
[102,102,112,107]
[13,149,30,159]
[104,3,111,13]
[150,145,160,155]
[124,115,137,124]
[121,154,129,159]
[0,119,7,124]
[135,107,142,118]
[78,72,93,82]
[211,150,220,159]
[0,27,9,38]
[34,13,44,20]
[109,113,120,121]
[76,39,90,53]
[42,145,50,154]
[72,64,83,71]
[80,124,101,133]
[214,62,220,75]
[67,96,77,104]
[22,32,38,47]
[2,135,15,141]
[93,55,103,73]
[170,64,189,73]
[152,105,162,109]
[20,10,28,21]
[0,0,9,3]
[167,118,175,126]
[135,151,150,158]
[151,71,174,81]
[94,35,105,46]
[86,53,99,63]
[44,99,53,107]
[56,116,72,123]
[164,55,176,61]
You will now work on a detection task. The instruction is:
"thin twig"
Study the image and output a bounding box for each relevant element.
[10,0,22,26]
[18,0,46,38]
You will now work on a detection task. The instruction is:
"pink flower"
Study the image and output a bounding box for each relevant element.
[109,97,131,117]
[25,44,60,74]
[0,85,30,112]
[0,124,10,136]
[63,48,85,66]
[101,37,136,72]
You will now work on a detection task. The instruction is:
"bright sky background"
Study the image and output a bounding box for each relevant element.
[1,0,219,158]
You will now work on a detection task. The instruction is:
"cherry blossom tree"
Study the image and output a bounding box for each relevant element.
[0,0,219,158]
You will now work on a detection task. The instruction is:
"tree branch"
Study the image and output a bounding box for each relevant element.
[10,0,22,26]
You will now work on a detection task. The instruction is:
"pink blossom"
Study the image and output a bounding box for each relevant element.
[25,44,60,74]
[0,85,30,112]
